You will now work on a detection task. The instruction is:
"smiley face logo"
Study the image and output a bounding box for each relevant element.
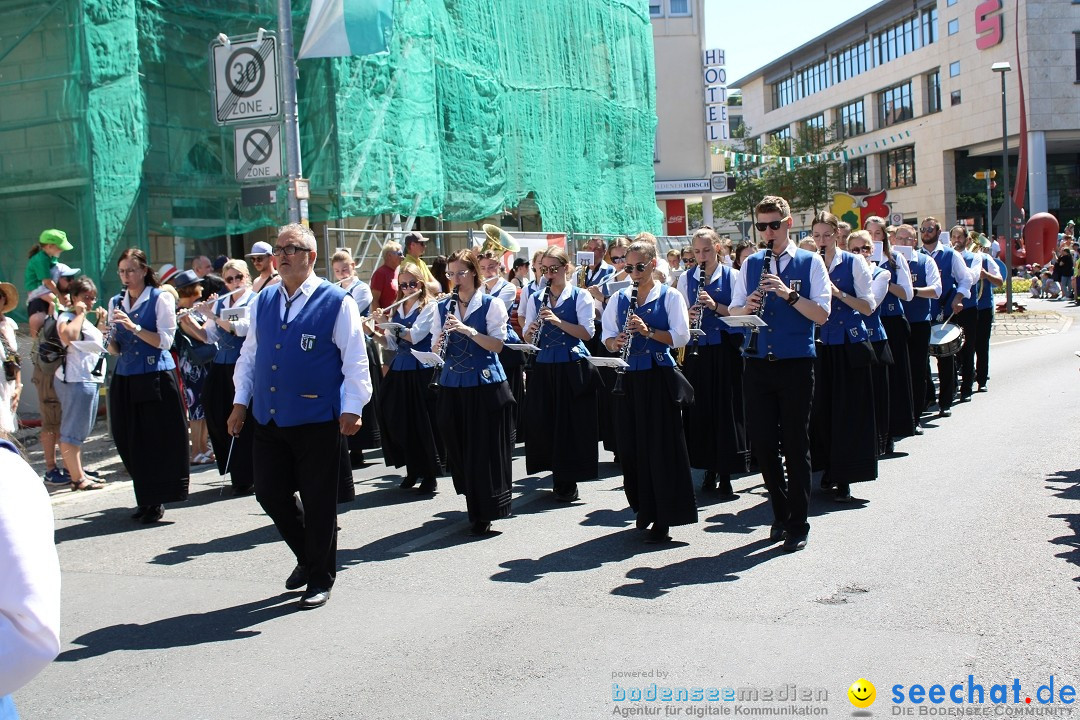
[848,678,876,708]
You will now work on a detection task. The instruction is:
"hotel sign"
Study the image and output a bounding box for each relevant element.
[703,48,728,143]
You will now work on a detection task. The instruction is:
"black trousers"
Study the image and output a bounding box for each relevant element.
[975,308,993,387]
[743,357,814,537]
[253,419,341,590]
[954,308,978,398]
[907,321,931,418]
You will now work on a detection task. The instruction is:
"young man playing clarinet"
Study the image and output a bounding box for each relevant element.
[729,196,830,552]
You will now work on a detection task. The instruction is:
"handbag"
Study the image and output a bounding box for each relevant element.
[0,330,19,382]
[174,330,217,367]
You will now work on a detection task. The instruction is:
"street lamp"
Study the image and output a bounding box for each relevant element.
[991,61,1012,312]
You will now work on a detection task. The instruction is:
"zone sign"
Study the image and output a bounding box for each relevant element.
[211,35,281,125]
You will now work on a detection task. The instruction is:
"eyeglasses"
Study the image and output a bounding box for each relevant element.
[224,274,244,282]
[812,232,836,240]
[850,246,871,254]
[539,264,565,275]
[445,270,473,280]
[400,281,420,289]
[272,244,309,256]
[921,226,938,233]
[628,262,651,272]
[610,255,627,264]
[117,267,142,275]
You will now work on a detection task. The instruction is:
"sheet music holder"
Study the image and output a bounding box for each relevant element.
[688,328,706,337]
[376,322,405,332]
[584,356,629,369]
[504,343,541,353]
[871,242,884,263]
[221,306,248,323]
[894,245,914,261]
[410,349,444,367]
[606,280,631,296]
[720,315,768,328]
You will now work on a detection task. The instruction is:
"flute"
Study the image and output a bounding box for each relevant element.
[176,286,246,319]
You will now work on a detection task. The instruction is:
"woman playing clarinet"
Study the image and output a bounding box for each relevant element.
[601,241,697,543]
[433,250,515,536]
[522,246,598,502]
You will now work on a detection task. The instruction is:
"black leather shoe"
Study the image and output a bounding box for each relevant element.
[938,408,952,418]
[285,564,308,591]
[834,486,853,503]
[635,517,649,530]
[769,524,786,542]
[141,505,164,523]
[417,478,436,493]
[977,385,988,393]
[700,471,718,493]
[783,534,808,552]
[885,438,895,455]
[298,588,330,610]
[233,485,255,497]
[553,488,580,502]
[644,525,671,543]
[470,521,492,536]
[819,471,835,490]
[399,476,417,489]
[958,393,972,403]
[912,425,924,436]
[717,476,735,498]
[130,506,146,520]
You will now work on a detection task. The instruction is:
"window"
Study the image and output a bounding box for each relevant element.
[949,61,960,77]
[873,7,937,65]
[878,82,913,128]
[882,146,916,188]
[831,39,873,85]
[769,126,792,153]
[649,0,663,17]
[771,57,831,109]
[1075,32,1080,83]
[947,0,957,5]
[838,99,866,139]
[841,157,868,191]
[951,89,962,106]
[948,19,959,35]
[927,70,941,113]
[667,0,691,16]
[802,114,826,147]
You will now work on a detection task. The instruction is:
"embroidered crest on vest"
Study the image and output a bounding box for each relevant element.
[300,334,317,351]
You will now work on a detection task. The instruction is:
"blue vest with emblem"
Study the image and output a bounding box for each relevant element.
[977,255,997,311]
[389,304,432,372]
[533,286,589,364]
[930,247,960,319]
[437,293,506,387]
[820,251,869,345]
[959,251,980,311]
[212,292,253,364]
[742,248,818,359]
[687,264,735,345]
[113,288,176,376]
[903,252,933,323]
[878,251,906,318]
[616,284,675,370]
[252,282,345,427]
[866,264,889,342]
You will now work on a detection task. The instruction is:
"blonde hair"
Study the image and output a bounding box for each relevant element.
[846,229,872,250]
[627,241,656,262]
[222,259,251,284]
[394,261,431,308]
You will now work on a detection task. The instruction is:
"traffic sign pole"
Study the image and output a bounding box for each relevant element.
[277,0,304,225]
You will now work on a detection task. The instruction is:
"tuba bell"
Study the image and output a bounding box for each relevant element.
[480,224,521,257]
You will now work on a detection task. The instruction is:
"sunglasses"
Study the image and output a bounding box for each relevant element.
[755,220,785,231]
[850,246,871,254]
[682,258,696,265]
[628,262,651,272]
[921,227,938,233]
[224,274,244,282]
[539,264,565,275]
[445,270,472,279]
[400,281,420,289]
[610,255,627,264]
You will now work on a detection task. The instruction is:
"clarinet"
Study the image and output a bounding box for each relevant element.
[91,301,119,377]
[745,246,773,357]
[525,282,549,371]
[610,281,639,396]
[688,262,707,358]
[429,286,460,391]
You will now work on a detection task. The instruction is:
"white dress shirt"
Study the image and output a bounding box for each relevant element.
[601,282,691,348]
[344,279,373,316]
[883,249,915,301]
[522,283,594,335]
[232,272,372,417]
[485,277,518,313]
[400,301,440,344]
[829,249,876,305]
[729,240,832,313]
[868,265,892,312]
[55,312,105,384]
[110,285,176,350]
[930,246,974,298]
[0,447,61,697]
[456,289,509,339]
[204,289,254,344]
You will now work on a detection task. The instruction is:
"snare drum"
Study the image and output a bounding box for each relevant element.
[928,322,964,357]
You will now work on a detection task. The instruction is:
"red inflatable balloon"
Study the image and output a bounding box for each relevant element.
[1023,212,1059,268]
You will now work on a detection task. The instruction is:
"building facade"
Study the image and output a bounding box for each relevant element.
[732,0,1079,231]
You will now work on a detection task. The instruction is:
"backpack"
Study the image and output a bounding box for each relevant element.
[37,314,66,374]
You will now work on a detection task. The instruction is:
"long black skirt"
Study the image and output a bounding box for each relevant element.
[613,366,697,527]
[348,337,382,456]
[109,370,190,506]
[524,359,598,490]
[869,340,892,456]
[437,381,515,523]
[379,365,444,480]
[586,330,618,454]
[810,342,878,484]
[882,314,915,439]
[500,346,525,444]
[202,362,255,492]
[681,339,747,476]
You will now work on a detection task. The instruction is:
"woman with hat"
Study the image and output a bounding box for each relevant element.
[108,248,189,523]
[0,282,21,433]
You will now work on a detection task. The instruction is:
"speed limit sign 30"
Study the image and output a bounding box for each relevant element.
[210,35,281,125]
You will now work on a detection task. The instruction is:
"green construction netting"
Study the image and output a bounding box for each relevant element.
[0,0,660,320]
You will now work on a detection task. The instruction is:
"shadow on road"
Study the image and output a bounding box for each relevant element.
[335,510,476,568]
[490,528,680,584]
[1046,468,1080,583]
[611,537,781,599]
[56,593,299,661]
[149,523,281,566]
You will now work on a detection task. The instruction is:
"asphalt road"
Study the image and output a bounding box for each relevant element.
[14,300,1080,720]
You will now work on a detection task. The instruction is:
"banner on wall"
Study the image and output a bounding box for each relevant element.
[665,199,687,237]
[830,190,892,230]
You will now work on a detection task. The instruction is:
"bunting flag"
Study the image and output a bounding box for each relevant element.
[298,0,394,59]
[717,128,914,167]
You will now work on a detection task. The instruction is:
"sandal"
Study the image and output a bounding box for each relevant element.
[71,478,105,491]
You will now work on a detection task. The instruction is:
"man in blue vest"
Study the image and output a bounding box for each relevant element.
[228,223,372,610]
[730,196,830,552]
[893,224,941,431]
